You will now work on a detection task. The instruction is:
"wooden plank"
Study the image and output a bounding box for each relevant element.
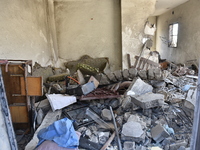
[0,67,18,150]
[9,105,29,123]
[1,65,26,104]
[20,77,43,96]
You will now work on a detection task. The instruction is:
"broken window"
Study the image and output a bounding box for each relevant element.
[168,23,179,48]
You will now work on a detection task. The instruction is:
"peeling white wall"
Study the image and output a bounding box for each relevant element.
[54,0,122,71]
[0,0,52,66]
[156,0,200,64]
[121,0,157,69]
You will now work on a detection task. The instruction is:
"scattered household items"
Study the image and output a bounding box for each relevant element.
[1,57,198,150]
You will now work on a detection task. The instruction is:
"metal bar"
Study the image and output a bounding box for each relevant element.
[109,106,122,150]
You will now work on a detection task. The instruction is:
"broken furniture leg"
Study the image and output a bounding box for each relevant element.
[109,106,122,150]
[100,131,116,150]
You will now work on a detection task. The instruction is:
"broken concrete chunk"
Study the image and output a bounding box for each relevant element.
[98,132,110,145]
[131,93,164,109]
[127,78,153,96]
[81,81,96,95]
[148,68,155,80]
[138,70,147,80]
[169,140,187,150]
[101,109,112,121]
[77,69,86,85]
[121,96,132,109]
[154,68,162,80]
[88,76,99,88]
[124,112,131,122]
[105,72,118,82]
[128,68,137,79]
[99,73,111,85]
[121,121,145,142]
[123,141,135,150]
[113,70,123,81]
[123,69,130,80]
[151,124,170,143]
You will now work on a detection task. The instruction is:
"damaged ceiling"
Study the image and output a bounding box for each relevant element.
[153,0,189,16]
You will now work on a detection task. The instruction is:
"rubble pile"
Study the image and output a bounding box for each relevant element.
[26,59,198,150]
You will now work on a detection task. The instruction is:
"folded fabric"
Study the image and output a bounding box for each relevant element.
[37,118,79,149]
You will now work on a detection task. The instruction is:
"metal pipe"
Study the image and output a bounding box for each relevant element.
[109,106,122,150]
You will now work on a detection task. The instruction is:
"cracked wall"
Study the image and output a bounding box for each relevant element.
[156,0,200,64]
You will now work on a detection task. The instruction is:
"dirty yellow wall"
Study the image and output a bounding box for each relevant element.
[54,0,122,71]
[156,0,200,64]
[121,0,157,69]
[0,0,51,66]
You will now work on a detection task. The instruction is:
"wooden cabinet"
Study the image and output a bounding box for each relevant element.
[0,60,42,132]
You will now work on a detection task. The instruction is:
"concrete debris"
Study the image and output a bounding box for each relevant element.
[131,93,165,109]
[138,70,147,80]
[151,124,170,143]
[123,141,135,150]
[121,121,145,143]
[23,59,197,150]
[128,68,137,79]
[127,78,153,96]
[101,109,112,121]
[105,72,118,82]
[148,68,155,80]
[113,70,123,81]
[122,69,130,80]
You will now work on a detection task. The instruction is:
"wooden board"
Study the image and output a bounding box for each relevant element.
[1,65,26,104]
[20,77,43,96]
[9,105,29,123]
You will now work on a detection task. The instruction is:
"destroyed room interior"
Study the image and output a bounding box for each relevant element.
[1,0,200,150]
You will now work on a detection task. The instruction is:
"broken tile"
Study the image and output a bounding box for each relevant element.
[131,93,164,109]
[151,124,170,143]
